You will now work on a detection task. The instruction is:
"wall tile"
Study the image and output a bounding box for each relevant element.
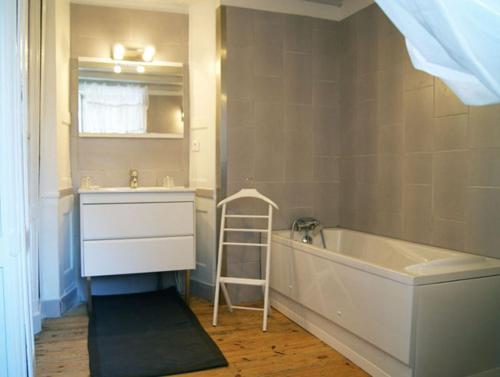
[433,114,468,151]
[313,106,340,156]
[377,32,405,69]
[469,104,500,148]
[339,53,357,104]
[377,181,402,213]
[284,182,315,208]
[226,6,254,46]
[374,210,402,238]
[468,148,500,187]
[285,104,313,132]
[433,151,467,221]
[432,218,466,251]
[356,6,378,75]
[314,157,339,182]
[253,10,284,47]
[356,73,377,102]
[434,79,467,117]
[285,52,312,104]
[404,153,432,184]
[335,3,500,259]
[284,130,313,181]
[313,182,340,227]
[313,53,339,82]
[254,43,283,77]
[254,127,285,182]
[467,188,500,258]
[403,184,432,244]
[355,155,378,183]
[354,100,378,154]
[404,86,433,152]
[376,66,404,126]
[227,127,255,182]
[255,102,283,129]
[313,81,338,107]
[285,15,313,53]
[227,99,254,128]
[253,75,283,102]
[312,27,337,56]
[337,16,356,56]
[377,124,403,154]
[226,46,255,100]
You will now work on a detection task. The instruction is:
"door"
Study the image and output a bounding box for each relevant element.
[0,0,35,375]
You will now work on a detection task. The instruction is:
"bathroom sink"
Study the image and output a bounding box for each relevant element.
[78,186,195,193]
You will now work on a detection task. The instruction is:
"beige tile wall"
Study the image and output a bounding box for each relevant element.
[222,6,340,230]
[220,6,341,302]
[219,4,500,303]
[70,4,189,189]
[338,4,500,259]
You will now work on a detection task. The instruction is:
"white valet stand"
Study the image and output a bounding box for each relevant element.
[212,189,278,332]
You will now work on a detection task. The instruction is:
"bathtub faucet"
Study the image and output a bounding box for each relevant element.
[290,217,325,246]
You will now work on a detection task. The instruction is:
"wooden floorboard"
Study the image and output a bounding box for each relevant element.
[35,297,370,377]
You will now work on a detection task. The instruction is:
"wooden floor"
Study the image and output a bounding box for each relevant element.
[35,297,370,377]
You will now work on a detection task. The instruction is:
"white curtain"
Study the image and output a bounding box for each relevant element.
[375,0,500,105]
[79,82,149,134]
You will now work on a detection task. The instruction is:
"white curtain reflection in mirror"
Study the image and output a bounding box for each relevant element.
[78,82,149,134]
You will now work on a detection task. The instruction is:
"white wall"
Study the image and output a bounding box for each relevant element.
[39,0,80,317]
[188,0,219,298]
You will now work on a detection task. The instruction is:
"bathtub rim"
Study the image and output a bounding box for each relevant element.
[272,228,500,286]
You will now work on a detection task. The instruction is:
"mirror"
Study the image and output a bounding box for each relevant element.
[77,58,186,138]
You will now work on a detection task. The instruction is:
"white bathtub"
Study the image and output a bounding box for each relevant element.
[270,228,500,377]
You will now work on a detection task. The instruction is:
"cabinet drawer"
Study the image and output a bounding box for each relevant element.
[82,236,195,277]
[82,202,193,240]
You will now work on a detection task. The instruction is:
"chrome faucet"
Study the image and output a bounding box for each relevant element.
[129,169,139,188]
[290,217,326,247]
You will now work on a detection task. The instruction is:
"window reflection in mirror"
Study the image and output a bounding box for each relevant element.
[77,58,185,139]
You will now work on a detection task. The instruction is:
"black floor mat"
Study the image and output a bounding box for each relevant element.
[88,288,228,377]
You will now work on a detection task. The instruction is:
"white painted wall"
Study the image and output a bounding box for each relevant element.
[188,0,219,298]
[39,0,80,317]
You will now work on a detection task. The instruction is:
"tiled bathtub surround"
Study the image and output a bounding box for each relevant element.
[338,5,500,259]
[221,6,341,230]
[219,6,341,302]
[70,5,189,189]
[220,4,500,304]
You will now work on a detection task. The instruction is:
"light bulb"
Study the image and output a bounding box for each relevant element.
[142,46,155,62]
[113,65,122,73]
[112,43,125,60]
[136,65,145,73]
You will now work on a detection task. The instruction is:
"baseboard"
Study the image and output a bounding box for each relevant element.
[60,285,79,315]
[41,285,79,318]
[190,278,214,302]
[32,312,42,334]
[41,299,61,318]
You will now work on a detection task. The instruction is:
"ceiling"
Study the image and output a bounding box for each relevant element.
[304,0,343,7]
[70,0,372,20]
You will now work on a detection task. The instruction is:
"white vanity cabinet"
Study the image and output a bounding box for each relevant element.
[79,188,196,278]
